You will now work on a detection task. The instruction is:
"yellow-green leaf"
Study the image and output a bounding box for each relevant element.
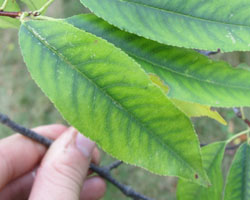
[149,73,226,125]
[19,19,209,185]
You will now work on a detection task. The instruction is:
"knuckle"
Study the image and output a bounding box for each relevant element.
[38,163,82,195]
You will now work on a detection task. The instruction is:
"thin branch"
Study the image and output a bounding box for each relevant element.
[0,113,52,146]
[107,160,123,170]
[0,0,54,19]
[0,11,21,18]
[233,107,250,127]
[227,129,249,143]
[33,0,55,16]
[200,143,241,150]
[0,113,154,200]
[196,49,221,56]
[91,163,152,200]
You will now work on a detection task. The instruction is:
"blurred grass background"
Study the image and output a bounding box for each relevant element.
[0,1,250,199]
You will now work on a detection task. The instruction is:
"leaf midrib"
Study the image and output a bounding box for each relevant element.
[120,0,250,28]
[23,22,199,174]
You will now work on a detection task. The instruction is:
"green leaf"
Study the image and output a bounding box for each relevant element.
[171,100,227,125]
[224,143,250,200]
[148,73,226,125]
[21,0,47,10]
[0,0,20,28]
[19,20,209,185]
[80,0,250,52]
[66,14,250,107]
[177,142,226,200]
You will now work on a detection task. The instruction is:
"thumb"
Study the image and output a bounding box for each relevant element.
[29,127,95,200]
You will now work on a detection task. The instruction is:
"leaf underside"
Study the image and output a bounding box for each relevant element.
[224,143,250,200]
[19,20,208,185]
[66,14,250,107]
[80,0,250,52]
[177,142,226,200]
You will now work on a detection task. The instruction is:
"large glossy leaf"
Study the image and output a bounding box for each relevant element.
[80,0,250,52]
[66,14,250,107]
[19,20,208,185]
[177,142,226,200]
[0,0,20,28]
[21,0,47,10]
[224,143,250,200]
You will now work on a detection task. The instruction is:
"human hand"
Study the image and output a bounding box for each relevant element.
[0,124,106,200]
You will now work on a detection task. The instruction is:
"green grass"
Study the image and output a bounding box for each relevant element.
[1,2,250,199]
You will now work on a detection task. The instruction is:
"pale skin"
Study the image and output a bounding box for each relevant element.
[0,124,106,200]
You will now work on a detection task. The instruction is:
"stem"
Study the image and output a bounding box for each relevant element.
[0,0,55,20]
[200,143,240,150]
[240,107,245,120]
[227,129,249,144]
[108,160,123,170]
[0,0,8,11]
[33,0,55,16]
[0,113,53,146]
[0,11,21,18]
[20,12,30,23]
[197,49,220,56]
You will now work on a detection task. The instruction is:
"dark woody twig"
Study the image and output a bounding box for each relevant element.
[0,113,154,200]
[107,160,123,170]
[0,11,21,18]
[197,49,221,56]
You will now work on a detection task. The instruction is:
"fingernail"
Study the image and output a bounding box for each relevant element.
[76,132,95,157]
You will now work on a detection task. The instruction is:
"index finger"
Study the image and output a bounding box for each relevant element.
[0,124,67,190]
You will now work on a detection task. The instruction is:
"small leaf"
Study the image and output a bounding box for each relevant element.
[80,0,250,52]
[0,0,20,28]
[224,143,250,200]
[149,74,226,125]
[19,20,208,185]
[66,14,250,107]
[177,142,226,200]
[171,100,227,125]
